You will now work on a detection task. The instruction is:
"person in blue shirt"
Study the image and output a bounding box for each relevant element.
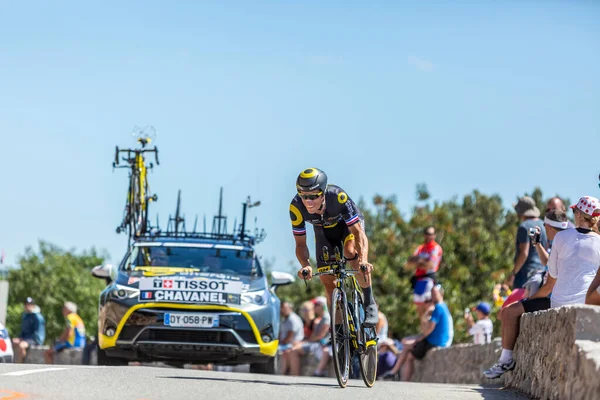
[11,297,46,363]
[383,285,453,381]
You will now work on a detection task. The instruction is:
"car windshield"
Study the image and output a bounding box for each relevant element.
[121,245,261,277]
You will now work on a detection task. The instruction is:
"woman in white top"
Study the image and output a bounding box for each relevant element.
[532,196,600,307]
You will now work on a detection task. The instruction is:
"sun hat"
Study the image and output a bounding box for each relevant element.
[514,196,541,218]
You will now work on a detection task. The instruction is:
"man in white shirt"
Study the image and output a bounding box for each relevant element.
[278,301,304,375]
[465,302,493,345]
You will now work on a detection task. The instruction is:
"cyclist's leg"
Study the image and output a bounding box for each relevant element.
[315,226,339,309]
[341,221,378,327]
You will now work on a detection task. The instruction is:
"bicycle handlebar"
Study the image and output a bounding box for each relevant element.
[113,146,160,167]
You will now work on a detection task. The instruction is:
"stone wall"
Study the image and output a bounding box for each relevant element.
[504,305,600,400]
[24,346,91,365]
[412,338,505,386]
[411,305,600,400]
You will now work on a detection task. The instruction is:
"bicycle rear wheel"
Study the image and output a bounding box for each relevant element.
[357,295,378,387]
[330,287,350,388]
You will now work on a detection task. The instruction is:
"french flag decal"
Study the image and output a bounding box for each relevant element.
[141,292,153,299]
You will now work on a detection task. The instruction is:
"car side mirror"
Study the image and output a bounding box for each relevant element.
[270,271,295,293]
[91,264,114,285]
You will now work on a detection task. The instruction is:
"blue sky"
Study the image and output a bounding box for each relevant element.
[1,1,599,272]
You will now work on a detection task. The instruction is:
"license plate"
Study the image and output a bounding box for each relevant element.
[163,313,219,328]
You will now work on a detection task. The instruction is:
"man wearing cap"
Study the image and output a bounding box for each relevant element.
[464,302,493,345]
[11,297,46,363]
[511,196,548,289]
[485,196,600,379]
[545,197,575,229]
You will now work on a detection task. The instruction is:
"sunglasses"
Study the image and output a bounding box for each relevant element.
[298,192,323,201]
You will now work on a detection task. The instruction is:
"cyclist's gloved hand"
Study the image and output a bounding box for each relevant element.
[298,266,313,280]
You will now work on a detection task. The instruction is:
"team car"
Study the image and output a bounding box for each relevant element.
[92,234,294,373]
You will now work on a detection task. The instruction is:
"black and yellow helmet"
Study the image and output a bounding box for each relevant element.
[296,168,328,193]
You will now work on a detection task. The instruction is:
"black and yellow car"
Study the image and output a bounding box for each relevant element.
[92,234,294,373]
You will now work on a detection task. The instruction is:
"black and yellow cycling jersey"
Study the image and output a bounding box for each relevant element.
[289,185,364,267]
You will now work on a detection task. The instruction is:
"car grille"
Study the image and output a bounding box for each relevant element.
[136,329,240,345]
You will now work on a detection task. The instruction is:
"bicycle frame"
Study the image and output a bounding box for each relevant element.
[113,141,159,240]
[315,259,371,353]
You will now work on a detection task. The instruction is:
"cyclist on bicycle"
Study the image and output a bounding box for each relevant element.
[290,168,378,327]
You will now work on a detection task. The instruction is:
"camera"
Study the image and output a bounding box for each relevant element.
[528,227,541,245]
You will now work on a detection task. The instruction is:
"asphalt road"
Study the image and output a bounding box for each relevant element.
[0,364,527,400]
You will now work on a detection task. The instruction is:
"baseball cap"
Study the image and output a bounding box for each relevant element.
[24,297,35,305]
[474,302,491,315]
[570,196,600,217]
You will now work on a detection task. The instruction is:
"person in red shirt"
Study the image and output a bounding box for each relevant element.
[409,227,443,316]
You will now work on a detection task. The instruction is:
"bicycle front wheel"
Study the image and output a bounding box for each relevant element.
[358,295,378,388]
[330,287,350,388]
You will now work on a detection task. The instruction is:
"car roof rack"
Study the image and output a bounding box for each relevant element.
[138,187,266,247]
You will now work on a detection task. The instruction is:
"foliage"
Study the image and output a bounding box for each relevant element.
[5,241,107,342]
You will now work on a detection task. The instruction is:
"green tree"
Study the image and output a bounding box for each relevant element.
[6,241,108,342]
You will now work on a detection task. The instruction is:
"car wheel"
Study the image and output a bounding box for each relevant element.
[96,343,129,366]
[249,356,277,375]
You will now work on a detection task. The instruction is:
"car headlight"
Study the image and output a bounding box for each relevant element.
[110,284,139,300]
[242,289,267,305]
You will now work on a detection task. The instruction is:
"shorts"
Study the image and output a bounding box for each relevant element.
[315,220,364,268]
[413,278,434,304]
[302,342,324,358]
[410,339,435,360]
[53,341,73,353]
[521,297,551,314]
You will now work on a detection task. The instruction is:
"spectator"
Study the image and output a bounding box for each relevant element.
[465,302,493,345]
[376,337,400,379]
[376,310,388,339]
[484,197,600,379]
[586,267,600,305]
[521,209,569,299]
[298,301,317,339]
[384,285,453,381]
[278,301,304,375]
[545,197,575,229]
[512,196,547,289]
[410,227,443,317]
[44,302,86,364]
[492,283,512,308]
[11,297,45,363]
[287,297,330,376]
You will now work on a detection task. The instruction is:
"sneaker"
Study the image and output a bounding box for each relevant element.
[483,360,516,379]
[363,304,378,327]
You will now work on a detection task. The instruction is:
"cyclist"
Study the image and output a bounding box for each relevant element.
[290,168,378,327]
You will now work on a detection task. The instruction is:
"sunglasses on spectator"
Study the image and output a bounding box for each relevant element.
[298,192,323,200]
